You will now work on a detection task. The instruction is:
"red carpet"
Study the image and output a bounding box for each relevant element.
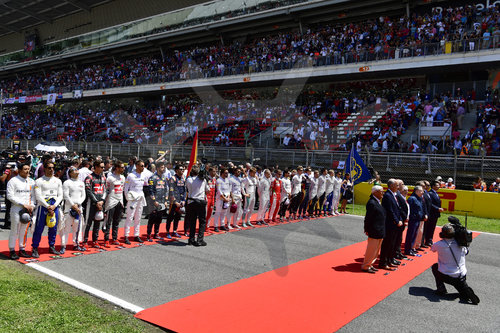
[135,230,478,333]
[0,213,334,263]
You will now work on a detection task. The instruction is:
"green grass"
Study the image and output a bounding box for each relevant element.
[346,203,500,234]
[0,260,160,333]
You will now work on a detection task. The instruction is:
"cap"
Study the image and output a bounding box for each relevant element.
[447,178,453,183]
[436,176,443,181]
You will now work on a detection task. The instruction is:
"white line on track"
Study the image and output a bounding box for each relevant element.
[26,263,144,313]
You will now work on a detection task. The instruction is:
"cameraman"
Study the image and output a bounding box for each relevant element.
[430,223,479,305]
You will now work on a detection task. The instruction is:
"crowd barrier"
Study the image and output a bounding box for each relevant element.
[354,182,499,220]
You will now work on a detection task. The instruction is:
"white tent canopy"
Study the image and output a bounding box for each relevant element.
[34,142,69,153]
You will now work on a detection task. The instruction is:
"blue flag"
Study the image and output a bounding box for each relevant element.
[345,147,372,185]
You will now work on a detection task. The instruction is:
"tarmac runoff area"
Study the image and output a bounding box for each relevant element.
[1,212,499,332]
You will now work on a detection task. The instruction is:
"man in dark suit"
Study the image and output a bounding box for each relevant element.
[379,179,403,270]
[395,180,409,260]
[416,180,432,249]
[424,180,444,246]
[362,185,386,273]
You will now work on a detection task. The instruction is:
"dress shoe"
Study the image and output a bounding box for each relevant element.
[124,238,131,245]
[400,254,408,259]
[221,226,229,232]
[134,236,144,243]
[197,240,207,246]
[435,288,447,296]
[416,247,425,252]
[392,259,401,265]
[388,263,399,268]
[420,244,429,248]
[31,249,40,258]
[406,251,416,257]
[214,227,220,232]
[379,265,396,271]
[362,267,376,274]
[10,250,19,260]
[188,239,198,246]
[370,266,379,271]
[19,250,31,258]
[49,246,61,255]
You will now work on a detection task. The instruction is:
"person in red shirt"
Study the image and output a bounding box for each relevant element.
[268,170,282,223]
[205,167,217,231]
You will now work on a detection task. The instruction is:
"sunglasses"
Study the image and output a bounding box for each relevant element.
[46,166,55,170]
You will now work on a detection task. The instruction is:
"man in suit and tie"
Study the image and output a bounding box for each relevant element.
[379,179,403,271]
[424,180,444,246]
[362,185,386,273]
[394,180,409,260]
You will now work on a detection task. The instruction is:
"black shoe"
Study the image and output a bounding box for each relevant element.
[400,254,408,259]
[435,288,448,296]
[31,249,39,258]
[49,246,60,255]
[395,254,403,260]
[10,251,19,260]
[188,239,198,246]
[19,250,31,258]
[420,244,429,248]
[406,251,416,257]
[416,247,425,252]
[134,236,144,243]
[221,226,229,231]
[59,246,66,255]
[214,227,220,232]
[124,238,131,245]
[197,240,207,246]
[391,259,401,265]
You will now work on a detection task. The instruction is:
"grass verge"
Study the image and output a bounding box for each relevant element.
[346,203,500,234]
[0,260,162,332]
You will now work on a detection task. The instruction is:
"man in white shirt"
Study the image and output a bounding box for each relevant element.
[32,161,64,258]
[228,167,243,229]
[60,167,86,253]
[256,169,272,225]
[241,167,258,227]
[214,168,231,232]
[7,163,36,259]
[278,170,292,221]
[307,170,319,218]
[323,170,334,215]
[332,170,343,215]
[431,222,479,305]
[289,166,304,220]
[104,161,125,245]
[185,165,210,246]
[316,169,327,216]
[123,160,148,244]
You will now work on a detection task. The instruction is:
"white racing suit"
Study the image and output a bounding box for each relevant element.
[7,175,36,252]
[214,177,231,228]
[228,175,243,227]
[241,176,258,224]
[256,176,271,221]
[60,178,86,247]
[124,171,148,238]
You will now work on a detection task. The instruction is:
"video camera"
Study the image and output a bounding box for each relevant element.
[448,216,473,247]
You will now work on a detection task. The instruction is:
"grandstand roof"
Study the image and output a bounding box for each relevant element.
[0,0,111,36]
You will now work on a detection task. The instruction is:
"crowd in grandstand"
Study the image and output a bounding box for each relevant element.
[1,4,499,96]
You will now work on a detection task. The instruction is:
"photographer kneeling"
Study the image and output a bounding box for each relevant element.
[430,222,479,305]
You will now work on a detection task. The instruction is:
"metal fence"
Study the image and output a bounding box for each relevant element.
[2,139,499,190]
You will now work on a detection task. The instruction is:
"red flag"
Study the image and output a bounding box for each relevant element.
[187,131,198,176]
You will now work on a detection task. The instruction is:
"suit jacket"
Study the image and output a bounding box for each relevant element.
[364,195,386,239]
[382,190,401,231]
[396,192,408,221]
[408,194,425,222]
[423,191,432,217]
[429,189,442,219]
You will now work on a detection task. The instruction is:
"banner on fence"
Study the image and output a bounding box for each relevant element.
[354,182,499,219]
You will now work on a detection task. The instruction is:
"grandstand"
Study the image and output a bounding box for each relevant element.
[0,0,499,166]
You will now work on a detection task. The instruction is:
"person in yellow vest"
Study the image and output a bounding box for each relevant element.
[471,136,481,155]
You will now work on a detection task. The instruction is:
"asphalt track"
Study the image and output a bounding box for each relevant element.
[1,210,499,332]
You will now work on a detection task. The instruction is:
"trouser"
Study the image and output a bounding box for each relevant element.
[147,209,164,237]
[404,220,420,254]
[32,205,60,249]
[125,199,143,238]
[206,197,214,227]
[229,196,243,226]
[307,196,318,216]
[213,199,228,227]
[166,207,181,233]
[323,192,333,213]
[289,192,303,215]
[243,194,256,223]
[256,194,270,221]
[186,200,207,242]
[104,203,123,241]
[60,212,84,246]
[332,192,341,212]
[8,206,30,251]
[362,237,383,270]
[84,204,102,242]
[413,220,425,248]
[298,191,309,216]
[394,224,406,255]
[431,264,476,301]
[4,197,11,227]
[278,199,289,218]
[316,193,326,214]
[379,229,397,267]
[268,194,281,221]
[424,216,438,245]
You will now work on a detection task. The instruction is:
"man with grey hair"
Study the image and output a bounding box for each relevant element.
[362,185,386,273]
[431,222,479,304]
[394,180,409,260]
[379,178,403,270]
[404,185,425,256]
